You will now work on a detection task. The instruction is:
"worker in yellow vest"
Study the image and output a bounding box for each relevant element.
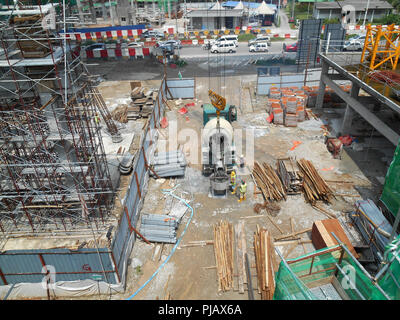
[94,113,100,125]
[238,180,247,202]
[230,170,237,194]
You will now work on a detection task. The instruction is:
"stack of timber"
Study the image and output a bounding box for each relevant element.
[297,159,334,204]
[213,221,234,292]
[235,220,248,294]
[129,85,156,120]
[252,161,286,202]
[253,226,276,300]
[276,159,302,194]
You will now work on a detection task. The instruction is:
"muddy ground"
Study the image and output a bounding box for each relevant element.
[87,74,391,301]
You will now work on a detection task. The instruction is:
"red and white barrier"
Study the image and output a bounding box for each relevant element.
[66,29,145,41]
[82,47,151,59]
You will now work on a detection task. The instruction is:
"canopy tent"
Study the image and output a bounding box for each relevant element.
[210,1,224,10]
[255,1,275,15]
[234,1,244,10]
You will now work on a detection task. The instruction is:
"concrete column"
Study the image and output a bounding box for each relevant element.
[76,0,85,23]
[341,84,360,135]
[101,3,107,19]
[315,60,329,109]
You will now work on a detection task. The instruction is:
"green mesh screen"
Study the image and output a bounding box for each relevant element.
[378,235,400,300]
[381,142,400,217]
[273,245,391,300]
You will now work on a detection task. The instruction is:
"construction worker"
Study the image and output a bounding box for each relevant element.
[230,170,237,194]
[94,113,100,125]
[238,180,247,202]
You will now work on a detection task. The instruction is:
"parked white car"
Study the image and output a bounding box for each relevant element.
[211,41,236,53]
[248,35,271,47]
[121,41,144,49]
[211,35,239,47]
[249,43,269,52]
[342,40,363,51]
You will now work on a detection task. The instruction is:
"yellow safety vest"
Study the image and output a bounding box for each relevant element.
[240,183,247,193]
[231,175,236,185]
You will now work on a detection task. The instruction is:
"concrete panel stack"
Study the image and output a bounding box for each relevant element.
[150,150,187,178]
[139,213,178,243]
[286,97,297,114]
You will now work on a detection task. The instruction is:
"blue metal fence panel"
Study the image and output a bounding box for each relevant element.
[167,78,195,99]
[110,77,168,283]
[257,73,320,95]
[0,249,116,285]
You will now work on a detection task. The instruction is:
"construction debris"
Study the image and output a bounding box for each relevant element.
[111,105,128,123]
[213,220,234,292]
[253,202,281,216]
[253,226,276,300]
[297,159,334,204]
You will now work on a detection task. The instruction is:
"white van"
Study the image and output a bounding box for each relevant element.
[211,35,239,47]
[211,41,236,53]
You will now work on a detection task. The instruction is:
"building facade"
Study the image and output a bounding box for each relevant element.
[313,0,393,23]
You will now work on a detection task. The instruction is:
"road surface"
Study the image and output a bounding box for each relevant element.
[178,40,297,59]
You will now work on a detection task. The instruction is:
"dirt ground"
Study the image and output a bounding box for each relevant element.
[84,74,386,301]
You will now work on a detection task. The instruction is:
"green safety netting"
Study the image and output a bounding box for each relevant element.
[378,235,400,300]
[273,245,390,300]
[381,141,400,218]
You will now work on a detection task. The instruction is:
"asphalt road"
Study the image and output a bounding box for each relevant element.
[178,40,297,59]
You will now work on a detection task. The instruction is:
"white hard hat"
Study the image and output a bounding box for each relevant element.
[240,154,244,157]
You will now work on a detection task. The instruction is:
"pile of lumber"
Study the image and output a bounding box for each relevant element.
[213,221,234,292]
[297,159,334,204]
[276,159,302,194]
[252,161,286,202]
[111,105,128,123]
[129,84,156,120]
[235,220,248,294]
[253,226,276,300]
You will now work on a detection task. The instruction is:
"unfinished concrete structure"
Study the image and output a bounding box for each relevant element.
[0,11,118,240]
[316,54,400,146]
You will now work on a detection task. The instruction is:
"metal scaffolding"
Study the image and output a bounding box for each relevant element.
[0,2,115,243]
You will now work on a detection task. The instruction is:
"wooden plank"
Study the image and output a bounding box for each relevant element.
[235,223,244,294]
[311,219,359,258]
[274,228,312,241]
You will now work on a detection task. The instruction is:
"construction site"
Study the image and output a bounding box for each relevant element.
[0,1,399,302]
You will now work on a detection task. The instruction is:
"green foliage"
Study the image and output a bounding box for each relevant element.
[382,14,400,25]
[323,18,340,24]
[387,0,400,12]
[345,33,358,40]
[238,33,256,42]
[270,37,285,41]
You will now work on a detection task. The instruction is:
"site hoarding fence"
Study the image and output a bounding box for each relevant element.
[273,243,395,300]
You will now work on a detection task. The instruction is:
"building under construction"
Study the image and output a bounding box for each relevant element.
[1,2,400,302]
